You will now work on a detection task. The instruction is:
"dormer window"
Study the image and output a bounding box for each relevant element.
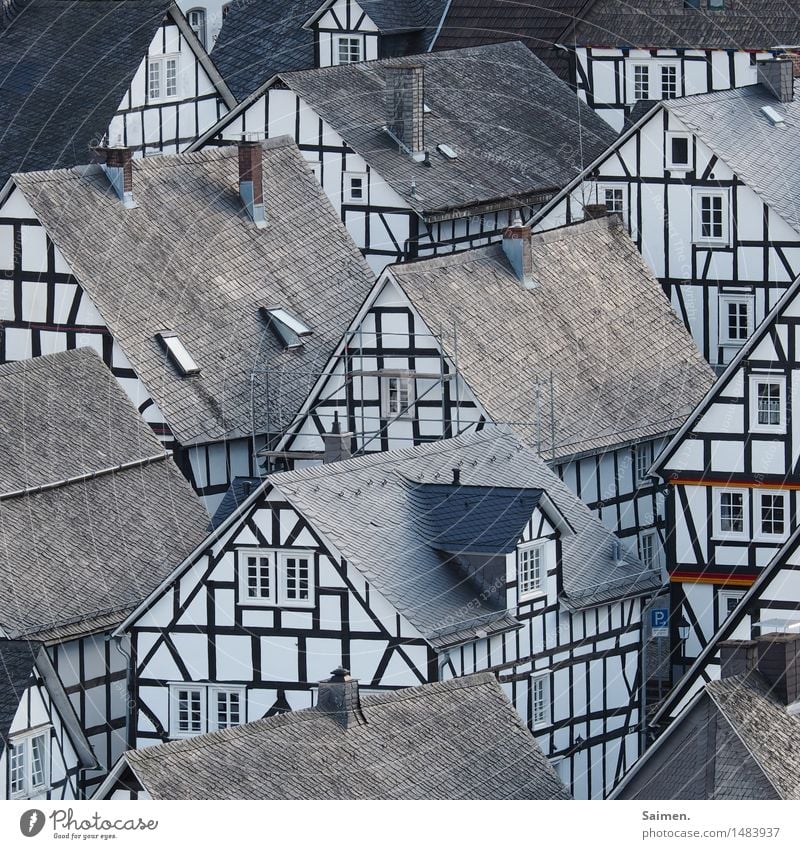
[335,35,363,65]
[157,332,200,376]
[9,730,50,798]
[517,541,546,600]
[187,9,207,48]
[263,307,313,349]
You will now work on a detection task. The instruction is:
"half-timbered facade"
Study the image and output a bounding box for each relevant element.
[434,0,798,131]
[192,41,617,273]
[116,427,660,800]
[275,216,714,572]
[0,139,375,510]
[0,349,210,796]
[532,65,800,367]
[0,641,95,801]
[650,274,800,671]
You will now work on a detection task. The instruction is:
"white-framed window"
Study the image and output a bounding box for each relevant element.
[344,172,368,204]
[381,374,415,418]
[661,64,679,98]
[241,550,275,604]
[278,551,314,606]
[633,64,650,100]
[692,189,729,244]
[187,9,207,48]
[170,684,245,737]
[148,54,179,102]
[666,132,692,170]
[640,530,660,571]
[714,488,748,538]
[238,549,315,607]
[756,490,787,539]
[531,673,550,728]
[634,442,652,485]
[518,541,546,599]
[335,35,363,65]
[749,375,785,433]
[602,186,624,215]
[719,589,744,622]
[719,295,752,346]
[8,729,50,798]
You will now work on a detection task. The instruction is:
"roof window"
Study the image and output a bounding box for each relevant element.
[157,332,200,376]
[262,307,313,349]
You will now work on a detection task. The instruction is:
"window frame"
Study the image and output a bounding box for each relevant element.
[147,53,181,103]
[748,374,786,434]
[334,34,364,65]
[8,728,51,798]
[187,8,207,48]
[237,548,316,608]
[344,172,368,205]
[660,63,680,99]
[719,589,744,622]
[600,184,625,216]
[276,550,316,608]
[517,540,547,601]
[713,488,749,540]
[632,64,650,101]
[718,294,753,347]
[169,684,206,738]
[692,189,730,245]
[531,672,551,729]
[755,489,788,541]
[634,442,653,486]
[639,529,661,571]
[209,686,246,731]
[380,373,415,419]
[666,132,692,171]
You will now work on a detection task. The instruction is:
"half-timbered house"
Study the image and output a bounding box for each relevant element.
[0,0,235,187]
[95,672,570,800]
[191,41,617,273]
[434,0,798,131]
[114,427,660,799]
[276,215,714,572]
[532,64,800,367]
[211,0,451,102]
[651,273,800,670]
[0,641,95,800]
[0,348,210,796]
[0,137,375,510]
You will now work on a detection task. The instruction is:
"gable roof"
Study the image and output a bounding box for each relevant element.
[212,0,449,101]
[13,138,376,446]
[389,217,715,460]
[113,673,569,799]
[0,0,169,191]
[0,349,210,640]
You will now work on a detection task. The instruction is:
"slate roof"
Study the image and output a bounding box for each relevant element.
[14,138,376,446]
[0,0,171,191]
[663,81,800,234]
[120,673,570,799]
[265,427,659,640]
[209,476,263,530]
[212,0,449,101]
[0,640,39,750]
[389,217,715,460]
[232,42,617,218]
[0,349,210,640]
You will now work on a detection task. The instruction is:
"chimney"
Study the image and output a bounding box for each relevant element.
[754,632,800,705]
[316,666,366,728]
[583,203,608,221]
[238,140,266,228]
[502,217,535,288]
[322,412,353,464]
[385,65,425,156]
[452,468,461,485]
[758,58,794,103]
[103,147,136,209]
[719,639,758,679]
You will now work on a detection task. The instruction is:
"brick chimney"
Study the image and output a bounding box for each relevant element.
[385,65,425,156]
[758,58,794,103]
[719,639,758,679]
[583,203,608,221]
[502,217,535,288]
[103,147,136,209]
[322,412,353,464]
[755,632,800,704]
[316,667,366,728]
[238,140,266,228]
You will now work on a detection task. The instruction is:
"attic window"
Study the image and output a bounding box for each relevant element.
[262,307,313,349]
[157,332,200,376]
[437,144,458,160]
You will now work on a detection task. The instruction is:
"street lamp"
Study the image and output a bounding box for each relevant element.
[677,614,690,674]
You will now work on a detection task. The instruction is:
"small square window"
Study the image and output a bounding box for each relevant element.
[719,296,752,346]
[758,491,787,538]
[693,190,729,244]
[336,35,363,65]
[661,65,679,99]
[749,375,785,433]
[381,375,415,418]
[719,590,744,622]
[715,489,747,537]
[602,186,624,215]
[667,133,692,170]
[518,542,546,599]
[531,674,550,728]
[633,65,650,100]
[345,172,368,204]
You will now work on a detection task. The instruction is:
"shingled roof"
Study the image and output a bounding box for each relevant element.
[211,0,450,101]
[13,138,376,446]
[0,0,170,191]
[0,349,209,640]
[112,673,570,799]
[388,216,715,461]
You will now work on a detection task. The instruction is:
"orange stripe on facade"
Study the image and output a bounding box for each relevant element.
[670,573,757,587]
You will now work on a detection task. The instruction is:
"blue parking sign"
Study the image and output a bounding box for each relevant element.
[651,608,669,636]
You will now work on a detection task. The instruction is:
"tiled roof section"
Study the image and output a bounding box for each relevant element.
[664,82,800,234]
[212,0,449,101]
[0,0,170,189]
[15,138,376,445]
[0,640,39,751]
[390,217,715,460]
[268,427,658,638]
[434,0,587,79]
[407,483,543,553]
[209,477,263,531]
[570,0,800,50]
[708,672,800,800]
[279,42,617,216]
[124,672,570,799]
[0,348,165,495]
[0,350,210,639]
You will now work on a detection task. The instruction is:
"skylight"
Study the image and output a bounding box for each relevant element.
[761,105,785,126]
[437,143,458,160]
[157,332,200,376]
[262,307,313,349]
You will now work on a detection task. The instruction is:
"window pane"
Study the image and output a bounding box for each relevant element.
[532,677,547,724]
[634,65,649,100]
[178,689,203,733]
[148,60,160,99]
[166,58,178,98]
[671,136,689,164]
[338,37,362,64]
[757,382,781,426]
[246,554,271,599]
[761,493,785,535]
[662,66,678,98]
[519,546,543,595]
[604,188,623,214]
[720,492,744,533]
[30,734,46,788]
[10,745,25,794]
[727,301,748,341]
